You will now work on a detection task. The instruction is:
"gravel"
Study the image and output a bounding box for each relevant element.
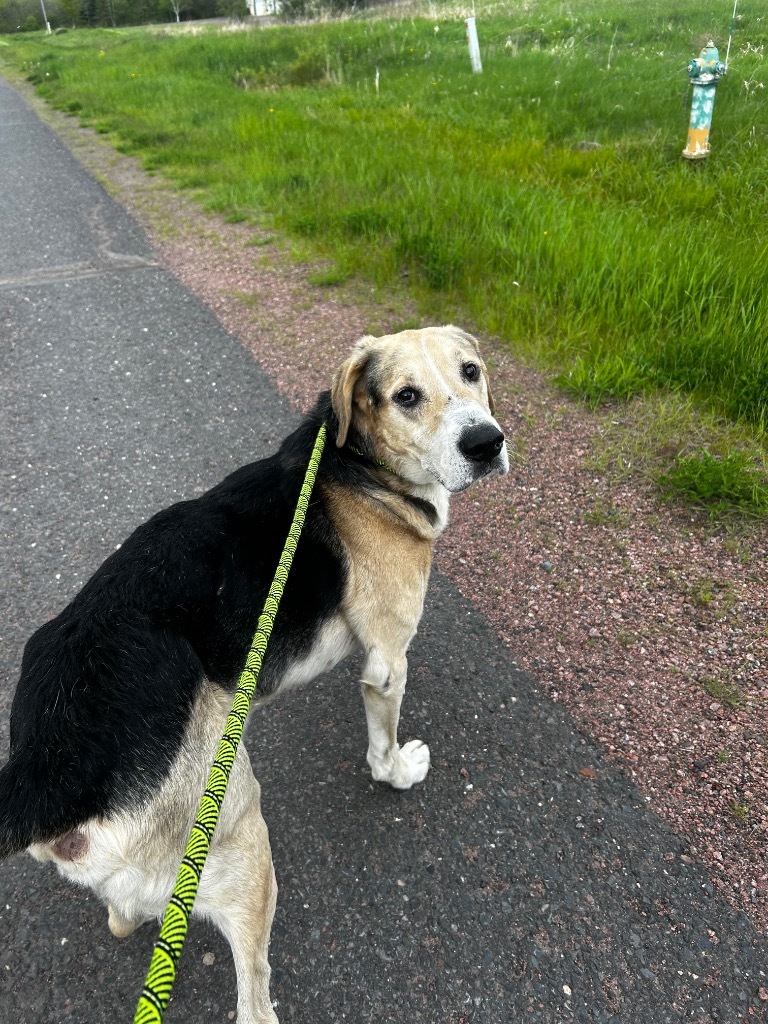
[22,88,767,937]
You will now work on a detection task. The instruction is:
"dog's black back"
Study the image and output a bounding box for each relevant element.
[0,397,348,857]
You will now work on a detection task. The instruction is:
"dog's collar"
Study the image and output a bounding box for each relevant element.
[345,443,400,478]
[344,442,441,529]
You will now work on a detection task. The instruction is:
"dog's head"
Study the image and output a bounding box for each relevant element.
[332,326,509,493]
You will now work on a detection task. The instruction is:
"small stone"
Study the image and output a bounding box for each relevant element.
[203,952,216,966]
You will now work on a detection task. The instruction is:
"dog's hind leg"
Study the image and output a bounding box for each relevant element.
[360,647,430,790]
[197,763,279,1024]
[107,905,151,939]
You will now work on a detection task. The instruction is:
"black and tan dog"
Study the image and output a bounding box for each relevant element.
[0,325,508,1022]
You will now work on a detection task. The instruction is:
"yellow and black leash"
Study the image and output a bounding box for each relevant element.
[133,422,327,1024]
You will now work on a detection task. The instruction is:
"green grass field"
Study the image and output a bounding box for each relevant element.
[1,1,767,507]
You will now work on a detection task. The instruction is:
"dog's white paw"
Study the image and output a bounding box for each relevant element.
[369,739,431,790]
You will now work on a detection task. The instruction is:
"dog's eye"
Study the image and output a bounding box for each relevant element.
[394,387,420,407]
[463,362,480,382]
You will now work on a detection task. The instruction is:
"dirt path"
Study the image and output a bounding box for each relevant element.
[12,74,767,934]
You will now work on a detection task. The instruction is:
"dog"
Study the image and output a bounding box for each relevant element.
[0,325,508,1023]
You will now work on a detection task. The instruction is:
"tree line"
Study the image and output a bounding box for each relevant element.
[0,0,251,34]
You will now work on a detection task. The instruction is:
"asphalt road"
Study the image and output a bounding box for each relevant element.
[0,74,766,1024]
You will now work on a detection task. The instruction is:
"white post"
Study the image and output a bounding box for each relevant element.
[39,0,51,33]
[466,17,482,74]
[725,0,738,70]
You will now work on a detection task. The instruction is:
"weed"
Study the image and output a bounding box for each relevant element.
[729,801,750,824]
[686,575,736,618]
[700,675,742,709]
[716,750,732,764]
[723,536,751,565]
[584,499,631,528]
[231,290,260,309]
[691,577,714,607]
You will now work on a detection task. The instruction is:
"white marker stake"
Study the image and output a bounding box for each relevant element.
[466,17,483,74]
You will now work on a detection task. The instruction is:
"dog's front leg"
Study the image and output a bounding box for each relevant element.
[361,648,430,789]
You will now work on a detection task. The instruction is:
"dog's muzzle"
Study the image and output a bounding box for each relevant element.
[458,423,506,467]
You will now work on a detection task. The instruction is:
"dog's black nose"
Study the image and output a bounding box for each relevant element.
[458,423,505,463]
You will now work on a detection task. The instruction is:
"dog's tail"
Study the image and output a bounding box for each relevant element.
[0,749,73,859]
[0,751,40,858]
[0,742,101,860]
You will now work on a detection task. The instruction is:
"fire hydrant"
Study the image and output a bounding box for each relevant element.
[682,41,727,160]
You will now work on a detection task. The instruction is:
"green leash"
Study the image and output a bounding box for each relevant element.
[134,422,327,1024]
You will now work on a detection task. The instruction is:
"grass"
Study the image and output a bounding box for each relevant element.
[556,354,656,409]
[307,263,349,286]
[1,1,766,514]
[659,449,768,517]
[589,391,768,517]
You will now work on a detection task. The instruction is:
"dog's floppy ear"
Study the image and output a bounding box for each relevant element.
[331,337,375,448]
